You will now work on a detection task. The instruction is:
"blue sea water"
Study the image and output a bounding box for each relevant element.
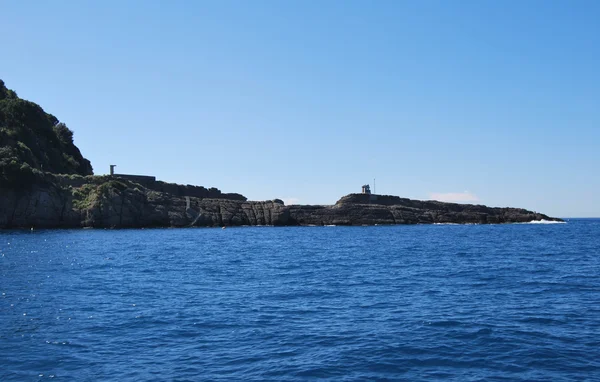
[1,219,600,381]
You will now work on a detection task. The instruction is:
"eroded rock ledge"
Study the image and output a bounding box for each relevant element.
[0,175,562,228]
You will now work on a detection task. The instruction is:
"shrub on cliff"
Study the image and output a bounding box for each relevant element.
[0,79,93,186]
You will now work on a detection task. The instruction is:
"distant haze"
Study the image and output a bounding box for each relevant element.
[1,0,598,217]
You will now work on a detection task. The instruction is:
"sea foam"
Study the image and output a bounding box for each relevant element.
[522,219,566,224]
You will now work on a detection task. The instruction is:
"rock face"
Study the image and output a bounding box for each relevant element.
[292,194,561,225]
[0,176,562,229]
[0,79,563,229]
[0,175,288,228]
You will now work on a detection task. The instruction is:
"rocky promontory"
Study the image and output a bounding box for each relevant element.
[0,79,563,228]
[0,173,562,228]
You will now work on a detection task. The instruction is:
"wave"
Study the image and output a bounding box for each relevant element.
[433,220,566,225]
[521,219,566,225]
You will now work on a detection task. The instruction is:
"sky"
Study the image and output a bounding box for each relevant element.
[1,0,599,217]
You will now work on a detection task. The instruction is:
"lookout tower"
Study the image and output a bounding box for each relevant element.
[362,184,371,194]
[109,164,117,176]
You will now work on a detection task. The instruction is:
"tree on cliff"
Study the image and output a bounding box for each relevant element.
[0,79,93,186]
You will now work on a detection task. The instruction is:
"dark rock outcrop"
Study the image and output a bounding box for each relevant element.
[0,176,562,229]
[0,80,563,229]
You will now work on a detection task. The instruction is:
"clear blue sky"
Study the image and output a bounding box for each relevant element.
[2,0,599,217]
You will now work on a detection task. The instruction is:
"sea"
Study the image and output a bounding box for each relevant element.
[1,219,599,381]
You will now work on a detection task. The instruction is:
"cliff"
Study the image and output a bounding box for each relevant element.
[0,174,284,228]
[0,79,562,228]
[0,175,561,228]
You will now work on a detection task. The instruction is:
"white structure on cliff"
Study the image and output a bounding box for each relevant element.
[362,184,371,194]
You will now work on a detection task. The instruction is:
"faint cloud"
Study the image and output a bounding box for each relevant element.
[429,191,479,203]
[282,197,300,205]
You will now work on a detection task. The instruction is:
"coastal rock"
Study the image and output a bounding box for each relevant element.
[0,177,562,229]
[0,79,563,229]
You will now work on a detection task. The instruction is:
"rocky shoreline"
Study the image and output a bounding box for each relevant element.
[0,174,562,229]
[0,79,563,229]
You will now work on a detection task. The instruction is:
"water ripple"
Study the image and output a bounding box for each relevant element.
[1,220,600,380]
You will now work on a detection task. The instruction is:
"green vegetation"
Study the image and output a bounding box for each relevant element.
[0,79,93,187]
[72,179,129,210]
[72,183,98,210]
